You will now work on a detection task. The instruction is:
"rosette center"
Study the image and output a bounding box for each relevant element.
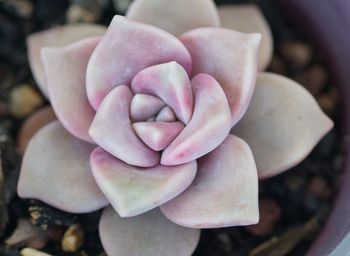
[130,93,184,151]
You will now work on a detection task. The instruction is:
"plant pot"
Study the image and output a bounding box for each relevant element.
[277,0,350,255]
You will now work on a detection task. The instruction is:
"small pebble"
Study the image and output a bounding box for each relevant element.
[307,176,332,199]
[279,41,312,67]
[293,65,327,95]
[317,93,336,115]
[62,224,84,252]
[67,4,101,23]
[17,106,56,153]
[246,198,281,236]
[9,84,44,118]
[20,248,52,256]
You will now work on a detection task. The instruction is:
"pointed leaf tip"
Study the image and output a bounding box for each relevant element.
[91,148,197,217]
[18,121,108,213]
[232,72,334,178]
[27,24,106,98]
[218,4,273,70]
[180,28,260,126]
[161,135,259,228]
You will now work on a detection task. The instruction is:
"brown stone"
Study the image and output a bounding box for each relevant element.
[20,248,52,256]
[61,224,84,252]
[318,92,337,115]
[279,41,312,67]
[307,176,332,199]
[17,106,56,153]
[66,4,101,23]
[9,84,44,118]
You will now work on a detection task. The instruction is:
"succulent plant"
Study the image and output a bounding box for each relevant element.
[17,1,333,255]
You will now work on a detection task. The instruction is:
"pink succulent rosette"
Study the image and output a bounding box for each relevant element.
[18,1,333,255]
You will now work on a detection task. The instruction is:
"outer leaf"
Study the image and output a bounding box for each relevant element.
[17,121,108,213]
[161,135,259,228]
[126,0,220,36]
[91,148,197,217]
[180,28,261,126]
[232,73,334,178]
[99,207,200,256]
[86,15,192,109]
[42,37,99,143]
[218,4,273,70]
[27,24,106,97]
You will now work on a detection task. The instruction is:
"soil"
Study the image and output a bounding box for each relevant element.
[0,0,344,255]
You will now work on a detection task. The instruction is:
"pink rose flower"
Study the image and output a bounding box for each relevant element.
[18,1,333,255]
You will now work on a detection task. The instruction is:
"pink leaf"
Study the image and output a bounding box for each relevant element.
[232,73,334,178]
[131,61,193,124]
[99,207,200,256]
[89,86,160,167]
[17,121,108,213]
[218,4,273,70]
[126,0,220,36]
[161,74,231,165]
[180,28,261,126]
[133,121,185,151]
[91,148,197,217]
[27,24,106,97]
[86,16,192,109]
[161,135,259,228]
[130,94,165,122]
[156,106,176,122]
[42,37,100,143]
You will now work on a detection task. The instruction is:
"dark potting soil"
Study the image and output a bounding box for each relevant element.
[0,0,344,255]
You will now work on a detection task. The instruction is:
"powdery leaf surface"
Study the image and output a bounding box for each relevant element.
[99,207,200,256]
[232,73,334,178]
